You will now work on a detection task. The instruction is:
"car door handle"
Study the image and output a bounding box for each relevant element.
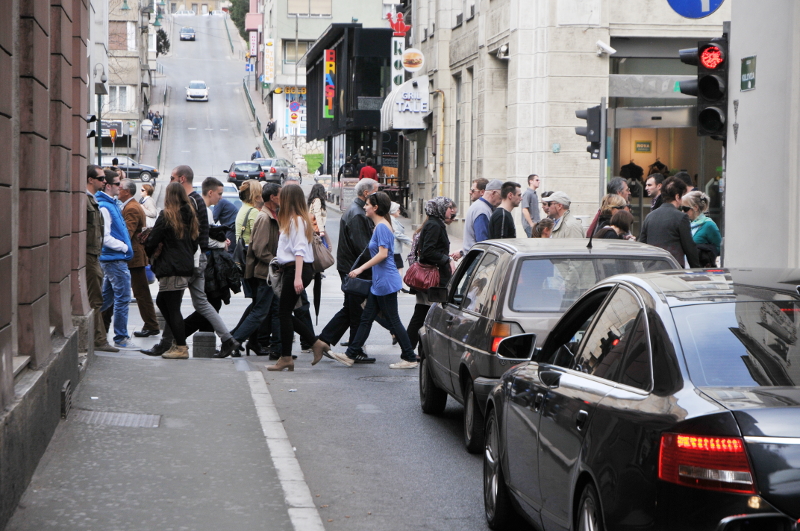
[445,315,455,324]
[533,392,545,412]
[576,409,589,431]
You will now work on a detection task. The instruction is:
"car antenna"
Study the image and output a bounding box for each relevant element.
[586,228,594,249]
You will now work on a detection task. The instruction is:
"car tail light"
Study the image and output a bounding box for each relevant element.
[270,167,277,173]
[259,171,265,178]
[658,433,756,494]
[230,172,236,179]
[490,322,514,353]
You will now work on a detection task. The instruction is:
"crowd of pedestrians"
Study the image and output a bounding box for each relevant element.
[85,158,721,366]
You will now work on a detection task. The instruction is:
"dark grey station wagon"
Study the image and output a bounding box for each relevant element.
[418,238,680,453]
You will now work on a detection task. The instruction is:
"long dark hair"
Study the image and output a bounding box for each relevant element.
[366,191,393,228]
[307,184,327,211]
[163,182,199,240]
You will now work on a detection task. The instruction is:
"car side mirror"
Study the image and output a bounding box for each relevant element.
[223,170,229,173]
[496,333,537,361]
[427,287,448,304]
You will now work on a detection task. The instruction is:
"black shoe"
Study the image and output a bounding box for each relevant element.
[392,334,398,345]
[141,342,169,356]
[134,329,161,338]
[245,341,270,356]
[349,352,376,364]
[218,337,241,359]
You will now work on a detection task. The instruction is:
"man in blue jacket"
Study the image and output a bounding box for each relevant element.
[97,169,137,349]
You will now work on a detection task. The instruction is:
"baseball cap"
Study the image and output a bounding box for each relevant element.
[485,179,503,191]
[547,191,571,206]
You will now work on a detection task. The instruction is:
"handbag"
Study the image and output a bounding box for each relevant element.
[232,208,255,273]
[404,261,440,291]
[312,233,335,273]
[393,253,404,270]
[268,258,283,297]
[341,247,372,297]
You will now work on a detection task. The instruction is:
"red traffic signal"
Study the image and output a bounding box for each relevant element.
[678,37,729,140]
[699,45,724,70]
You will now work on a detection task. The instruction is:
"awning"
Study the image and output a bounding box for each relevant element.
[380,75,430,132]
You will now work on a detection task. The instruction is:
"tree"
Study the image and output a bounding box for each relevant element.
[157,28,170,57]
[230,0,248,40]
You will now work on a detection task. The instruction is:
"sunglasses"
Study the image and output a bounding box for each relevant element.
[680,206,693,212]
[610,205,624,210]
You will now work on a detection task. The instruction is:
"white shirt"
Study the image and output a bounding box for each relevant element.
[276,217,314,265]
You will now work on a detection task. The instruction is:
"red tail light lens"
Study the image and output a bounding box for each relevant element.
[270,167,277,173]
[259,171,265,178]
[230,172,236,179]
[659,433,755,494]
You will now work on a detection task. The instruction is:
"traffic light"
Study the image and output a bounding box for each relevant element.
[679,37,729,140]
[575,105,602,159]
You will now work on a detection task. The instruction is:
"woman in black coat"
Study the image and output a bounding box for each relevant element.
[145,182,199,359]
[406,196,458,351]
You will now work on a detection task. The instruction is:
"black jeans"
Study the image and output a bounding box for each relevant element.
[319,272,393,346]
[346,292,415,362]
[233,279,275,343]
[407,303,431,350]
[278,263,316,358]
[156,290,186,346]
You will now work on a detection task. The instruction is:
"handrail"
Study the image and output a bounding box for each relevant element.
[262,132,276,158]
[223,15,234,54]
[242,77,276,158]
[156,116,165,169]
[242,77,255,117]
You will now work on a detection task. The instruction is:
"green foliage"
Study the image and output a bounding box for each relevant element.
[156,28,170,57]
[230,0,248,40]
[304,154,324,172]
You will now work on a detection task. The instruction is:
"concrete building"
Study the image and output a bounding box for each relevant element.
[399,0,730,232]
[248,0,387,142]
[0,0,94,526]
[103,0,154,160]
[724,0,800,268]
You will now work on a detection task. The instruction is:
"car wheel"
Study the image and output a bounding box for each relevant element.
[576,484,604,531]
[140,172,152,182]
[419,351,447,415]
[484,408,514,530]
[464,381,486,454]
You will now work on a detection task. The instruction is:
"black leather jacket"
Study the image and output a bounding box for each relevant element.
[336,197,375,276]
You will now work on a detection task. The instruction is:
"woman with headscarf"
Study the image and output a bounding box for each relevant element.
[405,196,458,353]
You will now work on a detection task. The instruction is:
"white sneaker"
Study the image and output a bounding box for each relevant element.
[389,360,419,369]
[331,352,354,367]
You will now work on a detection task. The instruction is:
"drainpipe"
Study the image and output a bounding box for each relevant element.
[432,89,445,197]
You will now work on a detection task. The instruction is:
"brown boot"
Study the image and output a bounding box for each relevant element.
[310,339,330,366]
[267,357,294,371]
[162,344,189,359]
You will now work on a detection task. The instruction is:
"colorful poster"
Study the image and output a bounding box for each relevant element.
[284,92,307,136]
[324,49,335,119]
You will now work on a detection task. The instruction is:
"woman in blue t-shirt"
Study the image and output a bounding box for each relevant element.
[331,192,419,369]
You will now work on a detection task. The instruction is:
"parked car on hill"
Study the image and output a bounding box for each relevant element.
[100,156,159,182]
[252,157,302,184]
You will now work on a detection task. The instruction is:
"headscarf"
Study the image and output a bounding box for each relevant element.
[425,196,455,220]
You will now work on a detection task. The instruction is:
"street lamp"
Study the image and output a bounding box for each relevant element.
[92,64,108,165]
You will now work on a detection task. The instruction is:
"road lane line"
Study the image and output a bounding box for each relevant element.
[245,371,325,531]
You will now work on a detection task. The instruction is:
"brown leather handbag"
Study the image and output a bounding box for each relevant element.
[403,261,440,291]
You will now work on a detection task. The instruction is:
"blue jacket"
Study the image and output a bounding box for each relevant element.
[96,191,134,262]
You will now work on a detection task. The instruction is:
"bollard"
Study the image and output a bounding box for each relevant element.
[192,332,217,358]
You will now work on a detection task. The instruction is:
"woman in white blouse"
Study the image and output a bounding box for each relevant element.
[268,184,327,372]
[140,183,158,227]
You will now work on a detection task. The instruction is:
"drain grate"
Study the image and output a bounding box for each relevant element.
[73,409,161,428]
[356,376,419,383]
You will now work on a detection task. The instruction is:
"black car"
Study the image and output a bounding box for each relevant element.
[100,156,159,182]
[484,268,800,531]
[179,27,196,40]
[224,161,265,188]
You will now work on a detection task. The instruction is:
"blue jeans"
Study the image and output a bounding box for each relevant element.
[346,292,415,362]
[100,260,131,344]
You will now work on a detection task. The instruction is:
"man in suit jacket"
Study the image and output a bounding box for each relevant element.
[118,179,160,336]
[639,177,700,268]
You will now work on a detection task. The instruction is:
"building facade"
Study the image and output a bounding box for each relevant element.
[402,0,730,232]
[0,0,94,526]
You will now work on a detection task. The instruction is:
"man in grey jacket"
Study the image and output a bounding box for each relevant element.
[460,178,502,257]
[548,191,585,238]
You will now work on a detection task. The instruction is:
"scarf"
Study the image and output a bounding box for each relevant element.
[690,213,710,237]
[425,196,454,220]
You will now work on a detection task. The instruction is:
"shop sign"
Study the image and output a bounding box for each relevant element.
[380,75,431,131]
[402,48,424,73]
[324,49,335,119]
[741,56,756,91]
[263,40,274,84]
[249,32,258,57]
[391,37,405,89]
[635,140,652,153]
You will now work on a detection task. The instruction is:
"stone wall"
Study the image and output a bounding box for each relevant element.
[0,0,91,527]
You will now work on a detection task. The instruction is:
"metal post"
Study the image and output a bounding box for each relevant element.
[599,97,607,204]
[294,14,299,149]
[96,94,102,165]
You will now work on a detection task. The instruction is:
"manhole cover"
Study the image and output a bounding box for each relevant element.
[73,409,161,428]
[356,376,419,383]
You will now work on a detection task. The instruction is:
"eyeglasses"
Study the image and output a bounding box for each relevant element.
[108,181,120,186]
[680,206,693,212]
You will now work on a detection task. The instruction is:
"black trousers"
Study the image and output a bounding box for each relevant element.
[407,303,431,350]
[278,263,316,358]
[156,290,187,346]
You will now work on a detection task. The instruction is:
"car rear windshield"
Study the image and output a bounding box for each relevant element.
[673,302,800,387]
[181,28,193,32]
[234,163,259,172]
[189,82,206,89]
[510,257,674,312]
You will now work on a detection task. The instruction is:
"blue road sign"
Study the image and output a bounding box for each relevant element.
[666,0,725,19]
[245,64,254,72]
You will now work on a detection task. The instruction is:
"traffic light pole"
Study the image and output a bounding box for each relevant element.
[598,97,606,204]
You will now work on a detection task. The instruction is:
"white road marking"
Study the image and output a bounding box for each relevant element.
[220,128,229,131]
[356,404,382,414]
[188,127,197,130]
[205,128,214,130]
[181,150,192,153]
[245,371,325,531]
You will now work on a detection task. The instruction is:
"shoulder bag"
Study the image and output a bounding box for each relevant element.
[232,207,255,273]
[312,233,335,273]
[341,247,372,298]
[403,225,440,290]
